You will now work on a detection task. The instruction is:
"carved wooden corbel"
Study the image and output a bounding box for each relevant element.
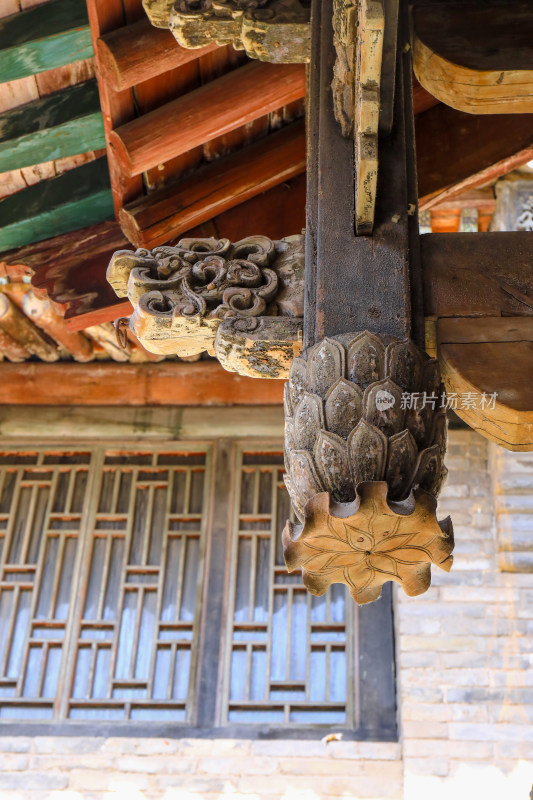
[143,0,310,63]
[107,234,304,374]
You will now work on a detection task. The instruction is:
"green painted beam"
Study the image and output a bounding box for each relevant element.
[0,157,114,253]
[0,80,105,172]
[0,0,93,83]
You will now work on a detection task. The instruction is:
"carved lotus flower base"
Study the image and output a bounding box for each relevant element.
[284,331,448,519]
[283,331,452,602]
[283,482,454,604]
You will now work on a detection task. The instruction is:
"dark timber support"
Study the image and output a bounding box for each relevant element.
[304,0,422,349]
[283,0,453,613]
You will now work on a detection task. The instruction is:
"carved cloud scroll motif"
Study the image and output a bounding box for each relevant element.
[107,234,304,373]
[143,0,310,63]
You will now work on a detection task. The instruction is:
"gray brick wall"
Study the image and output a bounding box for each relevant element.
[1,430,532,799]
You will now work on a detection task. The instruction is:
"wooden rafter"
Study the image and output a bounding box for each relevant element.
[109,61,306,177]
[120,119,306,248]
[417,104,533,209]
[0,0,93,82]
[0,80,105,173]
[97,17,218,92]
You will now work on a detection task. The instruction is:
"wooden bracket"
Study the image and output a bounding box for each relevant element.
[412,0,533,115]
[107,234,304,376]
[143,0,310,63]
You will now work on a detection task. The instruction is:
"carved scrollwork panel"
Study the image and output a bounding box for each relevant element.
[107,234,304,361]
[164,0,311,63]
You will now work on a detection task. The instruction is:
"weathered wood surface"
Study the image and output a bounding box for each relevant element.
[86,0,143,215]
[0,0,93,82]
[143,0,181,28]
[169,0,310,64]
[119,120,306,248]
[0,157,114,253]
[0,80,105,172]
[417,105,533,209]
[422,233,533,318]
[107,234,304,370]
[109,61,306,176]
[437,317,533,452]
[332,0,385,234]
[97,18,218,91]
[305,0,420,347]
[215,316,303,379]
[0,293,59,362]
[0,361,286,406]
[413,1,533,114]
[21,291,94,363]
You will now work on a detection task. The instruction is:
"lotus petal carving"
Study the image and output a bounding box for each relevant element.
[283,482,454,604]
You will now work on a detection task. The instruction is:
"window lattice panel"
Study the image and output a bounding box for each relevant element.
[223,450,356,726]
[0,450,92,719]
[0,447,209,723]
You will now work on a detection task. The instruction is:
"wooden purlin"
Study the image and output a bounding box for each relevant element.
[0,361,286,405]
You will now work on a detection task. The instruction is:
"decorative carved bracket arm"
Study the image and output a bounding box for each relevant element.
[107,234,304,376]
[143,0,310,63]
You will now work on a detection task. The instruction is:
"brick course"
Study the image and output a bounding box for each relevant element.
[1,431,532,799]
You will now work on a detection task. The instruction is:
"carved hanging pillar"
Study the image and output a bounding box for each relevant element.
[280,0,453,604]
[108,0,457,605]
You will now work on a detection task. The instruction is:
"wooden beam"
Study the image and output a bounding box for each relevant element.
[0,158,114,254]
[119,120,306,248]
[438,317,533,452]
[422,232,533,318]
[0,361,285,406]
[0,0,93,82]
[416,105,533,208]
[0,80,105,173]
[413,2,533,115]
[85,0,143,215]
[109,61,307,177]
[0,405,285,439]
[97,17,218,92]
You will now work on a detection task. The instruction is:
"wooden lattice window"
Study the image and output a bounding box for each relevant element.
[223,451,354,726]
[0,442,396,739]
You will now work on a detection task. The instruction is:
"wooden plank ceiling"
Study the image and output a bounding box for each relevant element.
[0,0,532,367]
